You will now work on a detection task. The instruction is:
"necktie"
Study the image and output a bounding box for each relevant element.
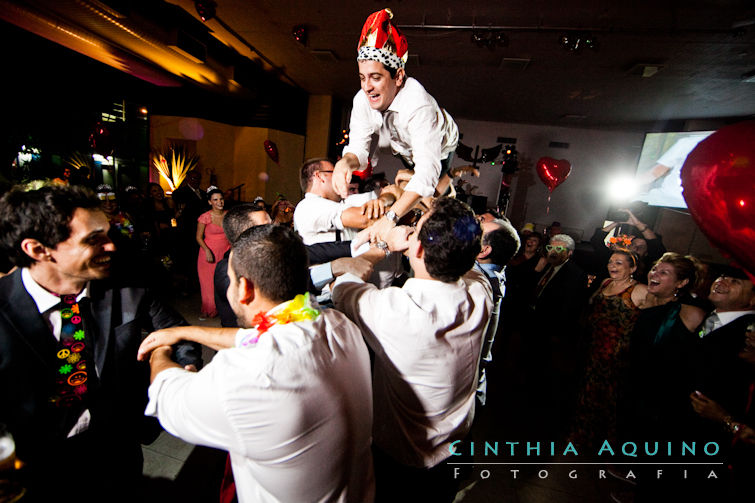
[699,313,719,337]
[52,295,92,407]
[535,265,555,298]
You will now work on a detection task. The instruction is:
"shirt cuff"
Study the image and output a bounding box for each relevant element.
[145,367,190,417]
[351,241,371,257]
[404,175,437,198]
[310,262,335,290]
[333,272,365,288]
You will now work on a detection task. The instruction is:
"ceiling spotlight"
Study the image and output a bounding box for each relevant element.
[292,25,308,45]
[472,30,508,50]
[493,32,508,47]
[472,31,488,48]
[194,0,217,22]
[559,31,598,52]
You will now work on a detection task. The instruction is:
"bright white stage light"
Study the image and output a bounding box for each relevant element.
[607,175,638,202]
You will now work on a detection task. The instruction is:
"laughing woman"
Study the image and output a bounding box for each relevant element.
[623,252,706,441]
[571,248,648,449]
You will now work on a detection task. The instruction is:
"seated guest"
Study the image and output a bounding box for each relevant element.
[0,184,201,501]
[139,224,374,503]
[332,197,493,503]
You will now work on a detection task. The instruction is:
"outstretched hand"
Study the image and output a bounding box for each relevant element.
[332,158,353,199]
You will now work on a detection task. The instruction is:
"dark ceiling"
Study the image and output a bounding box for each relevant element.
[3,0,755,131]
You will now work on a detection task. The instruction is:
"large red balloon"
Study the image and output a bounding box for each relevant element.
[681,120,755,281]
[536,157,572,192]
[264,140,279,164]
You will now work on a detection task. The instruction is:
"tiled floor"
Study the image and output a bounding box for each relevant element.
[142,290,630,502]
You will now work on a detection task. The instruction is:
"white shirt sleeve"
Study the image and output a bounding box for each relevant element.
[332,273,400,355]
[145,365,244,454]
[402,105,445,198]
[341,93,376,170]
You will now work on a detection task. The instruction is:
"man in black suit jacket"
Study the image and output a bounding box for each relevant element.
[214,204,272,327]
[214,204,359,326]
[527,233,589,433]
[0,185,201,501]
[693,270,755,436]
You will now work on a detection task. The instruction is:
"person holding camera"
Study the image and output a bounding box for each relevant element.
[590,208,666,283]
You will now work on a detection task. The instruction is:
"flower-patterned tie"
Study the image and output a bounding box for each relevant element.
[51,295,91,407]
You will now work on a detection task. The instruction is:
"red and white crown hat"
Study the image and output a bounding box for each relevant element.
[357,8,408,70]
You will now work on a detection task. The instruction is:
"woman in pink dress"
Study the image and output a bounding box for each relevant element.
[196,186,231,319]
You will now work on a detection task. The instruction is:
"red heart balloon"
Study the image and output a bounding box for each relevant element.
[681,121,755,281]
[536,157,572,193]
[264,140,279,164]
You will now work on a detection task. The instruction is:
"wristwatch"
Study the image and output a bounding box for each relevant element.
[385,210,399,225]
[375,240,391,258]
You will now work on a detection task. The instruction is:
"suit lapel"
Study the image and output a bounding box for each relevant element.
[88,281,113,378]
[0,270,58,367]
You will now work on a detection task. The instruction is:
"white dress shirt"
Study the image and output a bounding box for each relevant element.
[293,193,347,245]
[332,268,493,468]
[342,77,459,198]
[145,306,374,503]
[700,309,755,337]
[21,268,92,436]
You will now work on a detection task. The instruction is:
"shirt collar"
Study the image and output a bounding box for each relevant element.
[385,78,410,115]
[479,262,503,276]
[21,267,89,314]
[713,309,755,327]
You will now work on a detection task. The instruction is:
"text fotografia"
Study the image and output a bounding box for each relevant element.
[453,467,722,481]
[448,440,722,458]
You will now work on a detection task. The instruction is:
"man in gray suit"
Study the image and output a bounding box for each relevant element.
[0,184,201,501]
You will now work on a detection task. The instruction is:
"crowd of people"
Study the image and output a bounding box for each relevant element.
[0,7,752,503]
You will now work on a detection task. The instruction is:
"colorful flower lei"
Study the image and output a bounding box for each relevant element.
[239,292,320,347]
[608,234,633,247]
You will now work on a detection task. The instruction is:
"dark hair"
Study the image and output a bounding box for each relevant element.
[525,233,543,245]
[222,203,267,243]
[483,220,521,266]
[653,252,703,295]
[206,187,223,199]
[230,224,309,303]
[610,248,639,269]
[300,157,332,192]
[419,197,482,282]
[270,199,293,223]
[0,184,101,267]
[377,62,399,79]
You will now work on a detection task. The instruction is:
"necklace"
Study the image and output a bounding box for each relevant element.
[238,292,320,347]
